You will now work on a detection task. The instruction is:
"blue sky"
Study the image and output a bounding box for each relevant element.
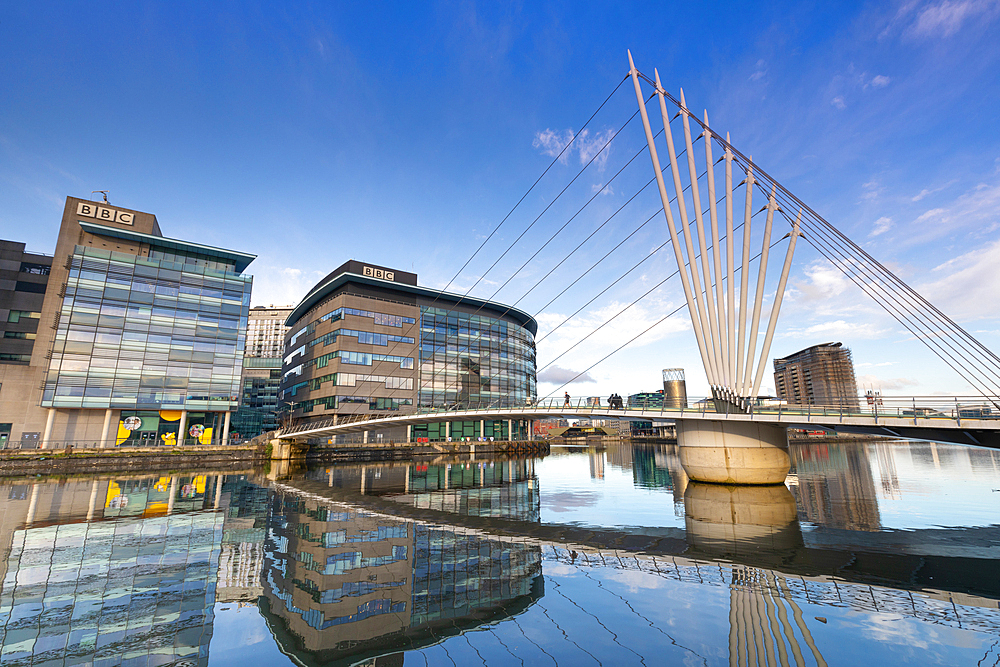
[3,1,1000,399]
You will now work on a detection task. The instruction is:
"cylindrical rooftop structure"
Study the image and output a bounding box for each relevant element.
[662,368,687,409]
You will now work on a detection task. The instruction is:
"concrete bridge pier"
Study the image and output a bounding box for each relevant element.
[676,420,790,485]
[270,438,309,462]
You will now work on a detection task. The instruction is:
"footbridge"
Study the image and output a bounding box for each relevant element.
[277,394,1000,450]
[274,53,1000,486]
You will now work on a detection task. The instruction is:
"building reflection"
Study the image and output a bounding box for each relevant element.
[0,474,238,667]
[397,459,540,522]
[588,447,605,479]
[790,442,882,531]
[608,441,688,511]
[260,479,544,664]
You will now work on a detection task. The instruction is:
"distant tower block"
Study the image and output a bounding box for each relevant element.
[662,368,688,409]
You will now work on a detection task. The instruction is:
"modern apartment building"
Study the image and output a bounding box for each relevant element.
[281,260,537,442]
[0,196,255,448]
[246,305,292,358]
[773,342,860,409]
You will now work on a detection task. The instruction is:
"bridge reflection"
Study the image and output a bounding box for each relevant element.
[272,452,1000,665]
[0,445,996,666]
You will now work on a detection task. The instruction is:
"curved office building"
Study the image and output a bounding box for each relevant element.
[281,261,536,442]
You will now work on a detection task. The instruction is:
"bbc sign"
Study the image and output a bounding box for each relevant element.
[363,266,395,281]
[77,202,135,225]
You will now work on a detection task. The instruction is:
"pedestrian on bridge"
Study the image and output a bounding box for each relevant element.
[564,392,571,408]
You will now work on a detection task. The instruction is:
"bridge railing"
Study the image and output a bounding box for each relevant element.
[405,395,1000,422]
[276,395,1000,436]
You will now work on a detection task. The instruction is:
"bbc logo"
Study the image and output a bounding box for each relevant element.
[363,266,395,281]
[77,202,134,225]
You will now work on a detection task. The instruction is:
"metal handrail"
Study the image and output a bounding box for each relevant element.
[276,394,1000,436]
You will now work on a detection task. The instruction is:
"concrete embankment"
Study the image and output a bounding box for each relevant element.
[0,445,265,477]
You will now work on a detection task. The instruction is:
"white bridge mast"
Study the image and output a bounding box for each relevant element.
[628,51,801,410]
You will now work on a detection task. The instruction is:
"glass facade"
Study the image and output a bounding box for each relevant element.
[231,357,282,440]
[261,485,541,658]
[0,506,223,666]
[42,245,252,411]
[280,264,537,442]
[417,306,536,409]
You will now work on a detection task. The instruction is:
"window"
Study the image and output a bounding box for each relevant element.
[14,281,46,294]
[20,263,50,275]
[0,353,31,362]
[7,310,41,323]
[3,332,36,340]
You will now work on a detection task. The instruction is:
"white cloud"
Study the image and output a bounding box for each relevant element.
[576,128,615,171]
[909,0,995,38]
[791,260,857,309]
[904,178,1000,244]
[532,128,574,163]
[870,74,891,88]
[534,294,690,388]
[591,182,614,195]
[860,180,884,201]
[831,96,846,110]
[532,126,616,171]
[870,216,893,237]
[857,373,920,391]
[911,179,956,201]
[785,319,892,340]
[249,266,323,308]
[537,365,596,385]
[920,237,1000,318]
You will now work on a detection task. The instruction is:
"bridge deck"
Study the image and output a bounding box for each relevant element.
[278,397,1000,448]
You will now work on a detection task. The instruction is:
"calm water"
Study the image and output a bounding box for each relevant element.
[0,439,998,666]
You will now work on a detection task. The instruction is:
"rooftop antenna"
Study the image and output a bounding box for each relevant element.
[91,190,109,203]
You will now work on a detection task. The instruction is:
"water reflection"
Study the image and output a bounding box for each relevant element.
[0,474,239,666]
[0,439,997,666]
[791,442,882,531]
[684,483,803,558]
[261,486,542,664]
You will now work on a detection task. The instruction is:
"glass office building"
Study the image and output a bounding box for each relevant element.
[281,260,536,442]
[42,242,251,412]
[0,196,256,449]
[231,357,283,440]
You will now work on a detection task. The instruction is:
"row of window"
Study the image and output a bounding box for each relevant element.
[309,328,414,349]
[14,281,45,294]
[20,262,50,275]
[289,306,418,346]
[147,248,237,273]
[305,350,413,371]
[43,249,251,410]
[304,372,413,392]
[293,395,414,412]
[7,310,40,323]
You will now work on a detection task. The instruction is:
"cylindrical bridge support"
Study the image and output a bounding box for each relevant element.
[676,419,790,485]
